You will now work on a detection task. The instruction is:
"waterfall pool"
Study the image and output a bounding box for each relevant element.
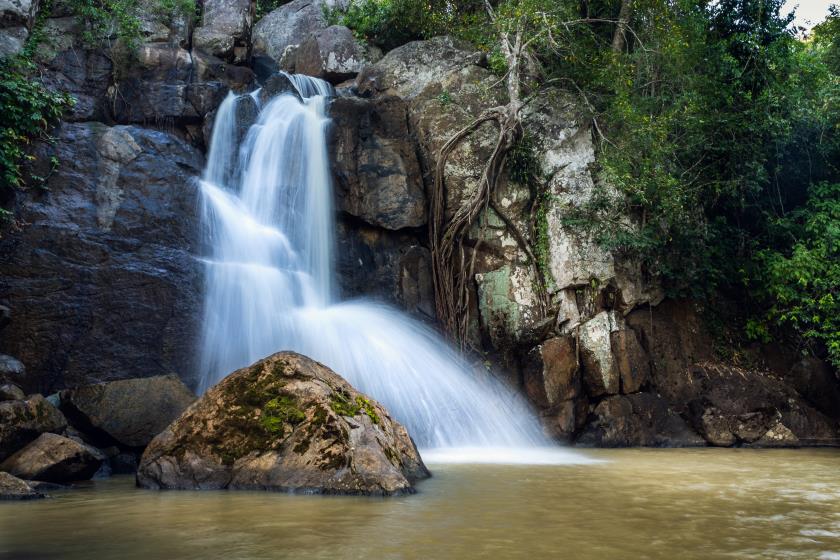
[2,448,839,559]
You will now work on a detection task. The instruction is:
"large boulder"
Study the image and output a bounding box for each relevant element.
[0,383,24,401]
[0,0,32,57]
[0,472,46,501]
[0,432,105,482]
[137,352,430,495]
[0,123,204,393]
[522,336,579,409]
[59,375,196,448]
[330,95,425,230]
[0,354,24,383]
[0,394,67,461]
[292,25,370,83]
[252,0,326,66]
[192,0,253,61]
[579,311,620,397]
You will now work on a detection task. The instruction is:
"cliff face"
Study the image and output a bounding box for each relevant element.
[1,0,837,446]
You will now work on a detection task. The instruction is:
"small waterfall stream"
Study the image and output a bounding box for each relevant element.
[197,75,590,462]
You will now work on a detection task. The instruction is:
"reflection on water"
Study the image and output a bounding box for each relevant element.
[1,449,839,560]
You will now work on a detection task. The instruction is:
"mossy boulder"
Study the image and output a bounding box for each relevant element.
[137,352,430,495]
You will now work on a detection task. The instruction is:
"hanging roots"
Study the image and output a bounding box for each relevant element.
[429,104,549,350]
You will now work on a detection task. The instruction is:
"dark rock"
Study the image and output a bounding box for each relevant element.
[0,123,204,393]
[60,375,196,448]
[0,433,105,483]
[137,352,430,495]
[539,398,589,442]
[0,304,10,331]
[0,472,46,501]
[787,357,840,419]
[0,383,24,401]
[577,393,705,447]
[523,336,579,409]
[330,95,425,230]
[0,394,67,461]
[258,72,303,106]
[111,452,139,474]
[28,480,69,492]
[610,328,650,394]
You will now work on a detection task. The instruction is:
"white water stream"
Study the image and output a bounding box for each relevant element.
[197,74,590,463]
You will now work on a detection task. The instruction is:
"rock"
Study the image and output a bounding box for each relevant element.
[293,25,367,83]
[0,472,45,501]
[577,393,705,447]
[60,375,196,448]
[610,328,649,393]
[137,352,430,495]
[0,433,105,483]
[252,0,326,65]
[539,398,588,442]
[329,95,425,230]
[192,0,253,60]
[111,452,139,474]
[787,356,840,419]
[522,336,579,408]
[0,383,24,401]
[257,71,303,106]
[0,354,24,383]
[0,123,204,393]
[579,311,620,397]
[0,25,27,57]
[0,0,32,24]
[0,394,67,461]
[335,219,434,318]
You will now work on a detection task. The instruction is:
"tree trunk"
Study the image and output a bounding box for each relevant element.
[611,0,633,53]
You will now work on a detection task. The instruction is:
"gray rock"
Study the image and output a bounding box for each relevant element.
[0,0,33,24]
[138,352,430,495]
[0,394,67,461]
[611,328,650,393]
[0,472,45,501]
[0,25,27,58]
[0,383,24,401]
[0,123,204,393]
[330,95,425,230]
[252,0,326,65]
[192,0,253,60]
[0,432,105,482]
[0,354,24,382]
[293,25,367,83]
[579,311,620,397]
[60,375,196,448]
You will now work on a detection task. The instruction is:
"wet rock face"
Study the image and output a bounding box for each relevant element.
[0,433,105,483]
[330,95,425,230]
[0,394,67,461]
[59,376,196,448]
[0,123,204,393]
[137,352,430,495]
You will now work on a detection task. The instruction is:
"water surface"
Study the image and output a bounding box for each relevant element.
[2,449,839,559]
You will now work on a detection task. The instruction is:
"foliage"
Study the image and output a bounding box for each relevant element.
[756,182,840,365]
[0,3,74,209]
[256,0,289,20]
[67,0,143,50]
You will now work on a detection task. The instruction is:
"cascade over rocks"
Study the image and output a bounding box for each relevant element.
[59,375,196,448]
[137,352,430,495]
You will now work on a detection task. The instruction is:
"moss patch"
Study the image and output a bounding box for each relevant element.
[330,391,380,425]
[261,395,306,434]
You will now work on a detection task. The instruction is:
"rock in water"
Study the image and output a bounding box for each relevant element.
[0,433,105,483]
[137,352,430,495]
[0,472,46,501]
[60,375,196,448]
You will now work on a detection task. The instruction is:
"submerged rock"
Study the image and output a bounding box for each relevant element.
[60,375,196,448]
[0,472,46,501]
[0,433,105,483]
[137,352,430,495]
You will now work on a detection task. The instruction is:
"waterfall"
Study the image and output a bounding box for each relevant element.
[197,75,590,462]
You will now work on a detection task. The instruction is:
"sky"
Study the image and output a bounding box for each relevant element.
[783,0,834,30]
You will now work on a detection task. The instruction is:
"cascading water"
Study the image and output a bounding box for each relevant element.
[198,75,592,463]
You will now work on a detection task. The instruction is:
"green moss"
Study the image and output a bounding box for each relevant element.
[260,395,305,434]
[330,391,380,424]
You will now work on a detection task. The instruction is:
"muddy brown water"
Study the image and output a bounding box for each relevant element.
[1,448,839,559]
